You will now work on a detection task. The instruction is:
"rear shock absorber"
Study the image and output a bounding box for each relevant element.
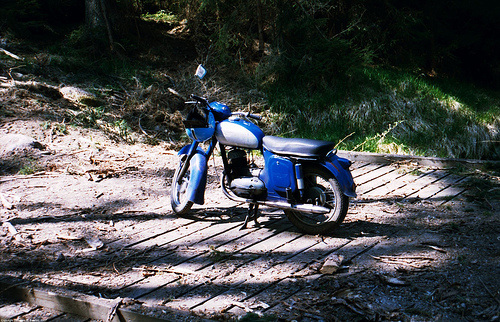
[295,163,304,200]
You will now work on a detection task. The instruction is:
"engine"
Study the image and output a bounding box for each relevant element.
[227,149,266,199]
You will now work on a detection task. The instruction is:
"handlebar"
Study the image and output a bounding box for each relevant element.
[232,111,262,121]
[190,94,209,106]
[186,94,262,121]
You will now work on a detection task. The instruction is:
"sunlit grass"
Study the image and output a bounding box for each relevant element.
[141,10,178,24]
[265,67,499,160]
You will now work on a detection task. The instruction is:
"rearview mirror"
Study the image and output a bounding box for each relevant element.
[195,65,207,79]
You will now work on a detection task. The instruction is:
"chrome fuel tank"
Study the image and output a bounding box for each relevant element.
[215,118,264,149]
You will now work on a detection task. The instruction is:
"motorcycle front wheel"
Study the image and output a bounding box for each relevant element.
[170,159,194,214]
[284,168,349,235]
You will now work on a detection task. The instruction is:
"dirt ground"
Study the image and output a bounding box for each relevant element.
[1,81,500,321]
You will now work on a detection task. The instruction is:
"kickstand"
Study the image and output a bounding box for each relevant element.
[241,203,260,230]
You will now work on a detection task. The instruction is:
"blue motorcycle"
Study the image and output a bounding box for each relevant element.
[171,66,356,235]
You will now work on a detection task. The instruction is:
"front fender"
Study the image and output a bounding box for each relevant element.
[177,144,208,205]
[306,155,357,198]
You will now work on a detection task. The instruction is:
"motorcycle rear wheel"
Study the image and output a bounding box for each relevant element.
[285,168,348,235]
[170,160,194,214]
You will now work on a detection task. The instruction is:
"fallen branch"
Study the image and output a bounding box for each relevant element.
[370,255,432,268]
[90,156,129,163]
[57,234,83,241]
[227,301,253,313]
[375,255,435,260]
[374,259,423,269]
[0,48,22,60]
[423,245,447,253]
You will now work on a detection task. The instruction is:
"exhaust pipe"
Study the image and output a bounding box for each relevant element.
[221,175,330,214]
[257,200,330,214]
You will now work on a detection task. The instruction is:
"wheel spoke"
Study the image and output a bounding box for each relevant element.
[285,168,349,234]
[171,160,194,214]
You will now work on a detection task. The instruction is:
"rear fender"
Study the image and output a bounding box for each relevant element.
[305,155,357,198]
[177,144,208,205]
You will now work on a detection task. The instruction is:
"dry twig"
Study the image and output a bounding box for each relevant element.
[370,255,433,268]
[0,193,14,209]
[106,297,123,322]
[0,48,22,60]
[479,277,500,305]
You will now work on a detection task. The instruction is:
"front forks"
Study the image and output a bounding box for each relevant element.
[177,142,199,184]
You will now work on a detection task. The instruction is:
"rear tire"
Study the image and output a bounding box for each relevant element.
[285,168,348,235]
[170,160,194,214]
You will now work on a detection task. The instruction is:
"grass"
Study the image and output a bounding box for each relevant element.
[141,10,178,24]
[17,158,41,175]
[41,121,69,135]
[5,25,498,160]
[264,67,499,160]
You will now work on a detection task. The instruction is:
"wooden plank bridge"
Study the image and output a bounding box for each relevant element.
[0,153,495,321]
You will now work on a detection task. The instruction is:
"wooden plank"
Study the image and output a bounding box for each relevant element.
[49,215,251,299]
[157,227,306,311]
[354,165,396,186]
[350,161,370,171]
[51,220,217,293]
[50,210,281,303]
[125,220,217,250]
[191,236,356,315]
[99,218,251,298]
[0,301,37,319]
[359,168,436,199]
[186,234,322,314]
[105,216,198,248]
[357,166,408,196]
[226,236,382,317]
[348,235,446,271]
[414,174,468,200]
[351,163,385,179]
[337,150,500,169]
[116,218,257,299]
[399,170,451,200]
[44,313,89,321]
[380,169,442,199]
[0,279,188,322]
[11,306,64,321]
[434,186,468,205]
[132,217,293,303]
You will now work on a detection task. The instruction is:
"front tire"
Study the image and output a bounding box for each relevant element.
[170,160,194,214]
[285,168,349,235]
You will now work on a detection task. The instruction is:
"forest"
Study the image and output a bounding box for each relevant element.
[0,2,499,321]
[1,0,499,160]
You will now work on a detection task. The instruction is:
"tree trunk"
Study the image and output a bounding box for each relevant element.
[85,0,114,51]
[256,0,265,55]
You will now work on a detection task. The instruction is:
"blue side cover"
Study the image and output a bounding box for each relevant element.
[259,150,297,200]
[177,144,208,204]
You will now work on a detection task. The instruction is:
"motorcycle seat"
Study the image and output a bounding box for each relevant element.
[262,136,336,158]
